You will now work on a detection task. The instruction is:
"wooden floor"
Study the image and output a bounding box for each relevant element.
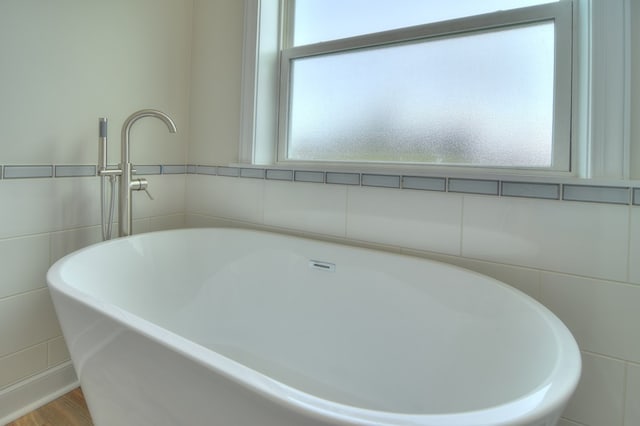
[7,388,93,426]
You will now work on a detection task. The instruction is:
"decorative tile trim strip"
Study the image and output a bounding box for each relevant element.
[3,165,53,179]
[563,184,630,205]
[195,166,640,206]
[362,174,400,189]
[195,165,217,175]
[240,168,265,179]
[55,165,96,178]
[501,181,560,200]
[266,169,294,181]
[401,176,446,192]
[161,164,187,175]
[326,172,360,185]
[3,162,640,207]
[217,166,240,177]
[294,171,324,183]
[448,178,499,195]
[133,165,162,175]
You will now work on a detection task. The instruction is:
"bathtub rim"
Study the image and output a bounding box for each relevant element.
[47,227,582,426]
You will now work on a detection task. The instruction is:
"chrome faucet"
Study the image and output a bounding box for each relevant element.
[98,109,177,238]
[119,109,177,237]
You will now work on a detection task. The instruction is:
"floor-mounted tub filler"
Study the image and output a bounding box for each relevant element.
[47,228,581,426]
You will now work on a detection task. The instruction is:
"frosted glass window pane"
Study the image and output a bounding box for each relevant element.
[293,0,558,46]
[287,22,554,167]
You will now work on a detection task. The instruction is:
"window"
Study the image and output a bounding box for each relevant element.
[241,0,631,178]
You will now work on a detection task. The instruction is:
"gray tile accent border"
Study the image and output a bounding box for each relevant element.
[55,165,96,178]
[402,176,446,192]
[5,161,640,208]
[240,168,265,179]
[361,174,400,189]
[501,181,560,200]
[294,170,325,183]
[162,164,187,175]
[217,167,240,177]
[563,184,630,205]
[3,165,54,179]
[448,178,499,195]
[133,165,162,175]
[196,165,217,175]
[266,169,294,181]
[326,172,360,185]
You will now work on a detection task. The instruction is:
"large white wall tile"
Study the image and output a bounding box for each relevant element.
[146,214,186,233]
[0,344,47,389]
[132,175,186,219]
[48,178,101,231]
[462,196,629,281]
[0,289,62,358]
[628,208,640,284]
[47,337,70,368]
[540,272,640,363]
[0,180,57,238]
[186,175,264,224]
[347,187,462,255]
[264,181,347,237]
[626,363,640,426]
[413,252,541,299]
[563,352,625,426]
[49,226,102,265]
[556,419,584,426]
[0,234,50,299]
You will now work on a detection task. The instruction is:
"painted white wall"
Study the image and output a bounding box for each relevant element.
[0,0,192,422]
[188,0,244,165]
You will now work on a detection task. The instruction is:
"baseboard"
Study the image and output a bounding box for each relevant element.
[0,362,79,425]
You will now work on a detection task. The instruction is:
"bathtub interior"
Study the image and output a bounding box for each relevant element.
[52,228,576,417]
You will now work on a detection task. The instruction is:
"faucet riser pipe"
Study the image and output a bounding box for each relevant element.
[118,109,177,238]
[118,162,134,238]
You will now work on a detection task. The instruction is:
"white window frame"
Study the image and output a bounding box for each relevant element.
[240,0,632,179]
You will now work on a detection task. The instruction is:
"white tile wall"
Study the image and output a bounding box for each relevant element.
[540,273,640,363]
[0,289,61,358]
[557,419,585,426]
[462,196,629,282]
[264,181,347,237]
[0,344,47,389]
[563,352,626,426]
[0,234,50,299]
[47,337,71,367]
[410,251,541,299]
[346,186,463,255]
[132,175,187,220]
[628,208,640,284]
[50,226,102,265]
[187,175,263,223]
[626,363,640,426]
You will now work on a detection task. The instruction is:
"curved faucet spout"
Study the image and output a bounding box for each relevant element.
[121,109,177,165]
[119,109,177,238]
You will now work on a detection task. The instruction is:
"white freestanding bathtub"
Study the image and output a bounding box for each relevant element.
[47,228,580,426]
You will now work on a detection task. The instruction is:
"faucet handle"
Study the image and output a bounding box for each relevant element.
[130,178,154,200]
[143,187,154,201]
